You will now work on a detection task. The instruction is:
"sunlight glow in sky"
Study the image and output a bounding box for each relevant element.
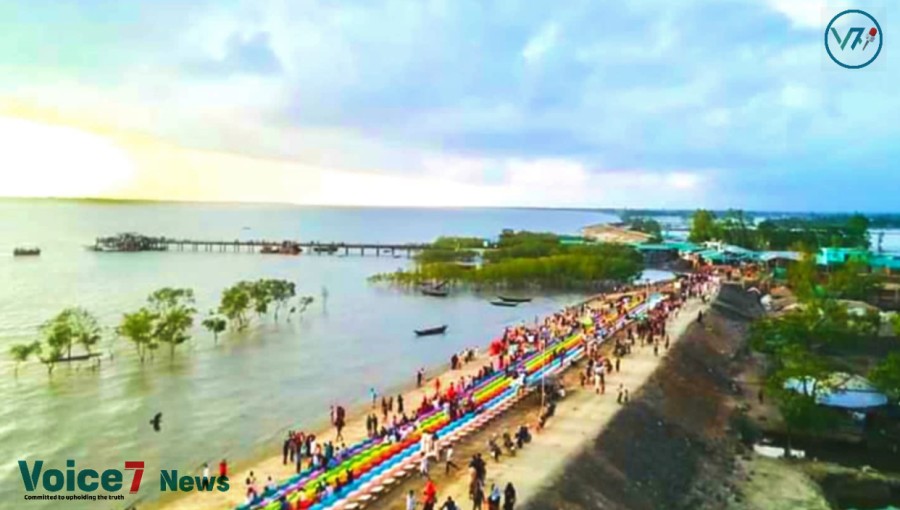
[0,0,896,210]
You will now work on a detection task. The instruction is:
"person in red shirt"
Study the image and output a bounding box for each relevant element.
[423,479,438,510]
[218,459,228,478]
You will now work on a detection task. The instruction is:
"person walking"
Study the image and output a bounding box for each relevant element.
[503,482,516,510]
[406,489,417,510]
[470,477,485,510]
[487,484,501,510]
[444,444,460,474]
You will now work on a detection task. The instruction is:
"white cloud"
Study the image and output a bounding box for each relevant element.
[765,0,849,29]
[522,23,559,63]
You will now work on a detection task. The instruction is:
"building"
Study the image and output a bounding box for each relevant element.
[816,247,870,267]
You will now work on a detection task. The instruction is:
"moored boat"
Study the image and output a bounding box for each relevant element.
[490,300,519,307]
[13,246,40,256]
[421,288,449,297]
[498,296,532,303]
[414,325,448,336]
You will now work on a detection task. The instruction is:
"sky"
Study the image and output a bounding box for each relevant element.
[0,0,897,211]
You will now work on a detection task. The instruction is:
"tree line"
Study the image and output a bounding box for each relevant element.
[688,209,870,250]
[9,279,313,377]
[373,230,644,289]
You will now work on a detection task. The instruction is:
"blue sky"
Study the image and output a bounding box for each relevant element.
[0,0,897,210]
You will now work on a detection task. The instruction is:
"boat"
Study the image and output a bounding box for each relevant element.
[421,288,449,297]
[13,246,40,256]
[498,296,532,303]
[261,242,301,255]
[415,325,448,336]
[490,300,519,307]
[312,245,339,254]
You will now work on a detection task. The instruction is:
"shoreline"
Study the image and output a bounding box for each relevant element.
[152,284,672,510]
[364,286,714,510]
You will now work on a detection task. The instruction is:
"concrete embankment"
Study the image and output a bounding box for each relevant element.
[524,283,764,510]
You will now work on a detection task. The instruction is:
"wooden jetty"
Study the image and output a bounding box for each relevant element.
[91,233,429,257]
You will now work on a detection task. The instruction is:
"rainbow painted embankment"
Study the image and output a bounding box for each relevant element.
[244,293,665,510]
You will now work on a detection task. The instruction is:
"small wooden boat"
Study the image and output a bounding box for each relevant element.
[421,288,448,297]
[13,247,40,257]
[415,325,447,336]
[490,300,519,307]
[498,296,532,303]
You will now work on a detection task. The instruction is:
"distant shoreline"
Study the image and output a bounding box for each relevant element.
[3,196,900,216]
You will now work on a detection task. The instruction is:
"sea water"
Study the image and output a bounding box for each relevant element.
[0,200,620,509]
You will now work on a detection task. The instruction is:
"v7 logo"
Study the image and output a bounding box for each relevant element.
[831,27,866,50]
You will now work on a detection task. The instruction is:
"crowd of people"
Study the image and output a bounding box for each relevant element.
[239,270,720,510]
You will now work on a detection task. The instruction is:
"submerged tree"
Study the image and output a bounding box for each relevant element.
[202,312,227,344]
[268,280,297,322]
[68,308,102,355]
[118,308,156,363]
[38,307,102,361]
[219,282,253,330]
[148,288,196,359]
[219,279,297,329]
[9,341,41,377]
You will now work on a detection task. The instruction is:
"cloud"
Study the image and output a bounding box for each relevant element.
[1,0,899,210]
[188,31,283,76]
[522,23,559,63]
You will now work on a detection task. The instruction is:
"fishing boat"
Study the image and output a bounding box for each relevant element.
[498,296,532,303]
[490,300,519,307]
[421,288,449,297]
[414,325,448,336]
[13,247,41,256]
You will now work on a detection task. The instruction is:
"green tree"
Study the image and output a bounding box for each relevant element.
[148,288,196,359]
[845,213,870,248]
[118,308,156,363]
[825,260,880,301]
[266,280,296,321]
[893,314,900,338]
[688,209,718,243]
[787,253,819,302]
[219,283,252,330]
[68,308,102,355]
[869,352,900,399]
[628,217,663,242]
[202,312,227,344]
[248,280,273,318]
[9,341,41,377]
[767,346,837,449]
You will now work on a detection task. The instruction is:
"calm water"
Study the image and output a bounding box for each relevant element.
[0,200,617,509]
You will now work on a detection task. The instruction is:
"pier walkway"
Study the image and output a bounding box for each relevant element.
[92,234,429,257]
